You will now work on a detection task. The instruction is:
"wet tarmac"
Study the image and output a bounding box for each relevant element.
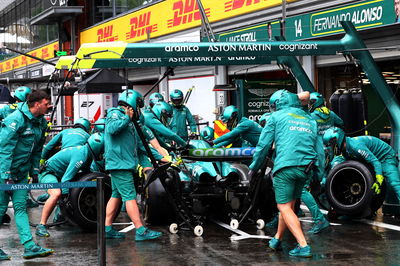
[2,201,400,265]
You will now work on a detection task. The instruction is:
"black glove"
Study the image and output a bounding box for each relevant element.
[31,174,39,184]
[5,178,14,185]
[248,170,256,180]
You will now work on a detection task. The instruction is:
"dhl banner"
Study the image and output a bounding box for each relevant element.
[81,0,297,44]
[0,41,58,74]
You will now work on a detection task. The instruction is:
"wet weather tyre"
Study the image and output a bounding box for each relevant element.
[67,172,113,232]
[326,160,386,217]
[145,171,176,225]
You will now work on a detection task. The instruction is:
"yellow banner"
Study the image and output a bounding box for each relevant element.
[81,0,296,44]
[0,41,58,74]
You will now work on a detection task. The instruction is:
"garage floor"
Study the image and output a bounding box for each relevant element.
[1,202,400,265]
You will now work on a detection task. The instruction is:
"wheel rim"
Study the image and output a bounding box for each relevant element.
[330,167,367,208]
[77,181,112,223]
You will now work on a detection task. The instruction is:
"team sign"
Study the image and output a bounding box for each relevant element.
[188,147,256,157]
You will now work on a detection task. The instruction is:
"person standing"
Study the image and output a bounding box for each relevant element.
[249,90,318,258]
[169,89,197,140]
[104,89,162,241]
[0,90,54,259]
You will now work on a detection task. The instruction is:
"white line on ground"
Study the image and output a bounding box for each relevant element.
[113,222,133,225]
[212,220,272,241]
[300,204,400,231]
[355,219,400,232]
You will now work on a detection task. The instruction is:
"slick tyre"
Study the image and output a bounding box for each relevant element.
[326,160,385,217]
[65,172,114,231]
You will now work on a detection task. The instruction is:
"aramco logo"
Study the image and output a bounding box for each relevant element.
[189,147,255,157]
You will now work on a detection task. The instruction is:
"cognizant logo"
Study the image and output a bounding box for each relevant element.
[189,148,255,157]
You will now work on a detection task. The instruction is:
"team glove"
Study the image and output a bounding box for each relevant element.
[248,170,256,180]
[189,132,197,140]
[137,165,145,179]
[371,174,384,194]
[320,177,327,187]
[30,174,39,184]
[5,179,14,185]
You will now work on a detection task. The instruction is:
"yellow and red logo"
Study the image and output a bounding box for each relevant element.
[97,25,119,42]
[167,0,210,28]
[0,42,58,74]
[225,0,266,12]
[126,11,158,40]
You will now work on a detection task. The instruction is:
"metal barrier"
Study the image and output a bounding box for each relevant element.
[0,179,106,266]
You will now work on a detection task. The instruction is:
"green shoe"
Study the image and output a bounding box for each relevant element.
[308,218,330,234]
[289,244,312,258]
[135,228,162,241]
[53,206,65,223]
[268,238,281,251]
[35,224,50,237]
[0,249,10,260]
[0,214,11,225]
[105,227,125,239]
[265,216,278,229]
[26,198,39,208]
[37,193,50,203]
[23,244,54,259]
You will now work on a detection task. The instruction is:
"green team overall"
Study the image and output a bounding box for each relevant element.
[144,101,187,150]
[37,117,91,204]
[250,90,319,258]
[169,89,197,140]
[0,86,31,122]
[323,127,400,200]
[0,87,35,224]
[41,117,91,160]
[0,90,53,259]
[213,105,262,148]
[35,133,104,238]
[104,89,161,241]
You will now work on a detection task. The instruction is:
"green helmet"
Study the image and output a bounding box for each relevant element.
[323,127,345,156]
[14,86,32,102]
[74,117,91,133]
[87,132,104,160]
[93,118,105,133]
[170,89,184,106]
[309,92,325,112]
[200,126,214,141]
[269,89,300,111]
[118,89,145,121]
[221,105,241,130]
[149,92,164,108]
[152,101,173,126]
[259,112,271,127]
[269,89,287,112]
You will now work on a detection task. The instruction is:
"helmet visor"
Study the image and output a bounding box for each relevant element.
[171,97,183,105]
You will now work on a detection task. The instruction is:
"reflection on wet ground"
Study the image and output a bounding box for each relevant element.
[1,205,400,265]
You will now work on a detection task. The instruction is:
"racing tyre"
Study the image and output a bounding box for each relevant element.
[326,160,386,217]
[145,169,177,225]
[62,172,113,231]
